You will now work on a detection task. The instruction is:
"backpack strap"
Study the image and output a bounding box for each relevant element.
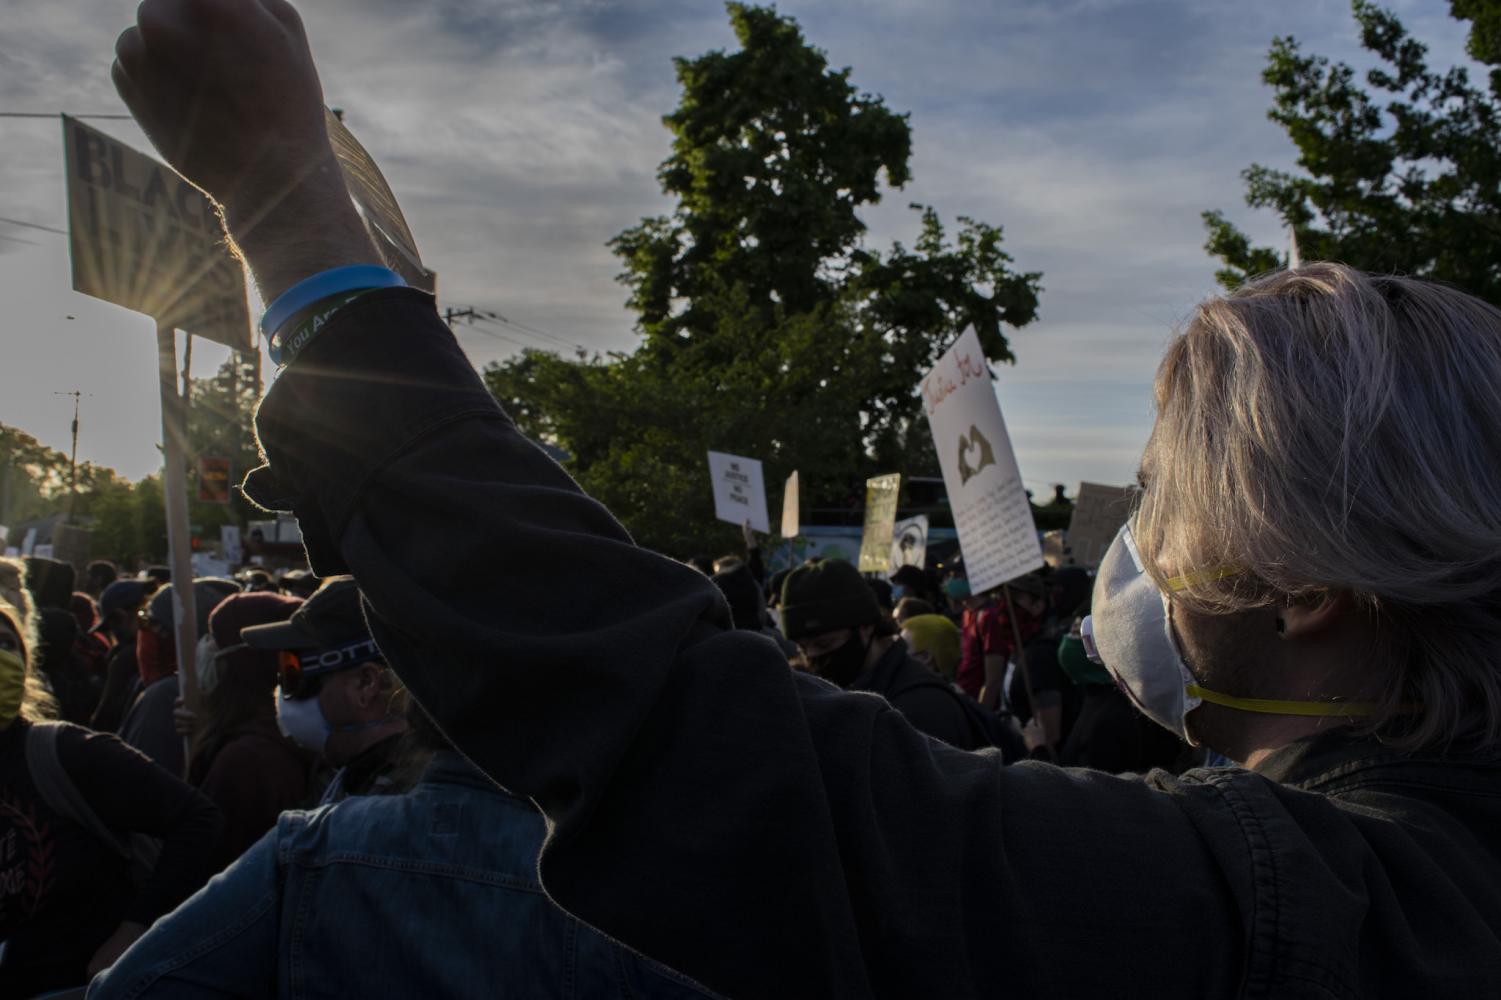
[25,721,134,859]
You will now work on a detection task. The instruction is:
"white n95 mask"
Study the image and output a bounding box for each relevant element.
[1081,523,1202,742]
[1082,522,1388,743]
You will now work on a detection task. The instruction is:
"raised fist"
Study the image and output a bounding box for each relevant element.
[112,0,336,227]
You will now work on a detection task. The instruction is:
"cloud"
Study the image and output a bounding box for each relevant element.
[0,0,1481,488]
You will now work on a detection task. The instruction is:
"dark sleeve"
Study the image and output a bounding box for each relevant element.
[90,646,138,733]
[56,726,224,925]
[244,290,1246,998]
[746,544,766,587]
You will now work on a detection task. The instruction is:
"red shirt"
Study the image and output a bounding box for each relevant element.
[957,604,1006,699]
[957,602,1043,700]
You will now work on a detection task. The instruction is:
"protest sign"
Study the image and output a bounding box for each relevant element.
[707,451,771,534]
[191,555,230,580]
[198,457,232,504]
[781,471,800,539]
[1067,482,1138,568]
[921,328,1042,593]
[890,515,929,572]
[327,110,437,294]
[221,525,243,567]
[63,116,252,351]
[857,474,901,574]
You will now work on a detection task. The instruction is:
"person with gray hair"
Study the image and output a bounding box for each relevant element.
[103,2,1501,995]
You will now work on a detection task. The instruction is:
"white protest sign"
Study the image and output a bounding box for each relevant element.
[707,451,771,534]
[857,473,901,574]
[890,515,929,572]
[221,525,243,567]
[1067,482,1138,568]
[63,116,252,351]
[781,471,800,538]
[921,328,1042,593]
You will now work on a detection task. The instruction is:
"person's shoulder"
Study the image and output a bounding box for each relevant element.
[277,769,547,874]
[46,718,167,788]
[47,718,140,761]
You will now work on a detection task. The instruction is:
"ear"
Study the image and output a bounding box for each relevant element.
[351,663,385,707]
[1278,591,1352,639]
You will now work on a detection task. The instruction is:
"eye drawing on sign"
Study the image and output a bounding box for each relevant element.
[956,425,997,486]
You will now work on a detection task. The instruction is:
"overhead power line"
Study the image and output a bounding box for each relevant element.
[0,111,132,119]
[0,216,66,236]
[442,304,588,355]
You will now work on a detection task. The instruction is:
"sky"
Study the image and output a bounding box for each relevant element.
[0,0,1474,497]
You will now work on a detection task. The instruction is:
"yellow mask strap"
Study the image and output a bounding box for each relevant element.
[1185,683,1388,718]
[1165,566,1242,592]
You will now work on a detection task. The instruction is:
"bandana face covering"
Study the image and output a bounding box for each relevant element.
[137,625,176,686]
[807,632,872,688]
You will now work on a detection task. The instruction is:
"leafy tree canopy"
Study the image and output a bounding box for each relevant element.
[486,3,1042,556]
[1205,0,1501,305]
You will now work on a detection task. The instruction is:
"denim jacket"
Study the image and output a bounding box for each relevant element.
[87,752,719,999]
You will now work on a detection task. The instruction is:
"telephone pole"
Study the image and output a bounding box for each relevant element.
[443,307,479,328]
[53,390,85,520]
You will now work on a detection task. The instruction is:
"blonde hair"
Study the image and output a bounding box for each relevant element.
[0,557,57,722]
[1136,264,1501,750]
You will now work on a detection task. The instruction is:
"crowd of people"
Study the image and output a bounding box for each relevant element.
[7,535,1167,996]
[2,0,1499,995]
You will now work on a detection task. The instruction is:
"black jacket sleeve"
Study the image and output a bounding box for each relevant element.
[57,726,224,925]
[243,290,1254,998]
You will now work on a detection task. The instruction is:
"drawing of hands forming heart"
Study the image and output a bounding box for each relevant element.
[957,425,997,486]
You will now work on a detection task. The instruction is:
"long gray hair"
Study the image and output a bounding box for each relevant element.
[1136,263,1501,751]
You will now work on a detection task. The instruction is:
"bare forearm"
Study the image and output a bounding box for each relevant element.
[221,155,383,305]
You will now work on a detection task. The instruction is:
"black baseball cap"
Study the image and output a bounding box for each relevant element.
[240,576,370,651]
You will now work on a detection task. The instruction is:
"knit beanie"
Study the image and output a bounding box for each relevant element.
[779,560,883,640]
[209,592,303,687]
[23,556,75,611]
[147,577,242,638]
[900,614,961,679]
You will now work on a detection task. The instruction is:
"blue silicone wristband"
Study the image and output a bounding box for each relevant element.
[259,265,406,340]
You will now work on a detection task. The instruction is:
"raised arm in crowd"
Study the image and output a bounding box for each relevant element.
[101,1,1501,996]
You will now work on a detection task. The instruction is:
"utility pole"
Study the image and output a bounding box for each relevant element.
[443,307,479,329]
[53,390,85,521]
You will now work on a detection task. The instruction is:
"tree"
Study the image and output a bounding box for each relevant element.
[1204,1,1501,304]
[485,3,1041,556]
[186,350,262,535]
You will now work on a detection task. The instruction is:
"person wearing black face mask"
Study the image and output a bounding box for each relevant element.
[781,560,986,750]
